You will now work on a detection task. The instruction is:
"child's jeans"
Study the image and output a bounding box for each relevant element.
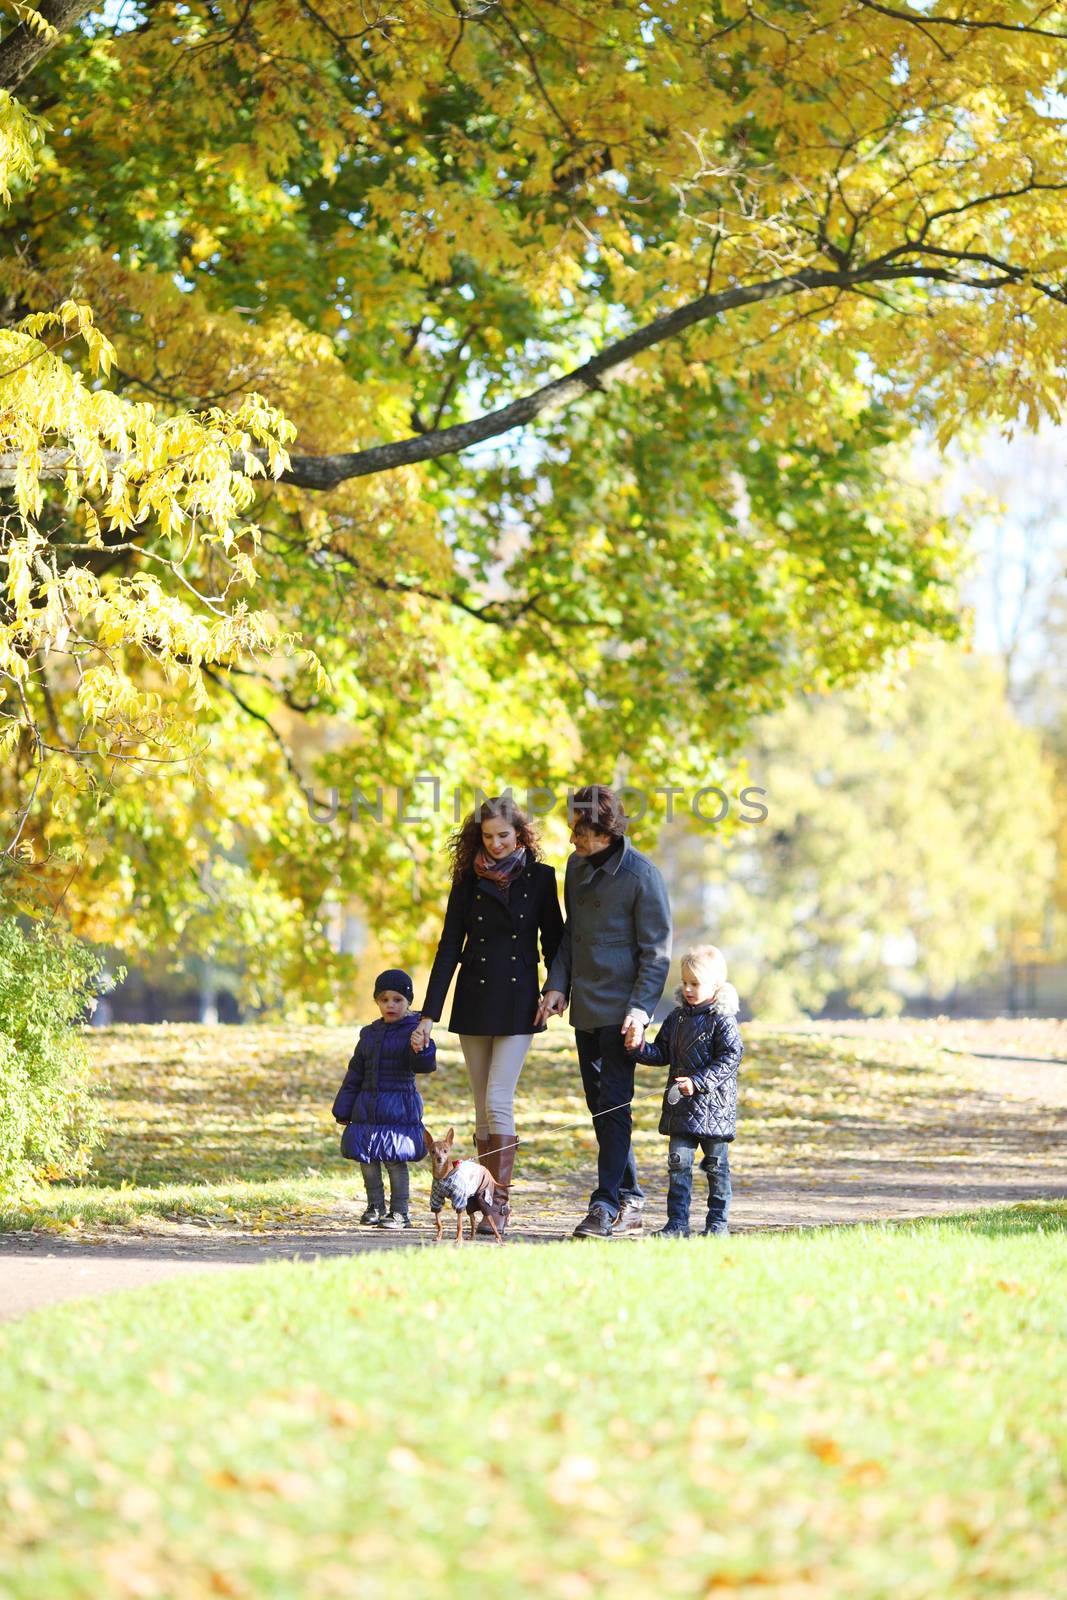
[360,1159,409,1215]
[666,1135,731,1235]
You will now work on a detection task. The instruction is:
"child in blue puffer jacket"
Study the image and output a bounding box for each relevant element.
[332,967,437,1229]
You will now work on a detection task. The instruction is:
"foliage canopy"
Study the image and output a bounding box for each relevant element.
[4,1,1065,989]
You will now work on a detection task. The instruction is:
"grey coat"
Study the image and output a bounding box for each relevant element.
[544,835,672,1030]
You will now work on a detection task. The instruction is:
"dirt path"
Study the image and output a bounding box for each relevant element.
[3,1044,1064,1323]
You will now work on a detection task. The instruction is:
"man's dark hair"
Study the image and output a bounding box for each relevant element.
[570,785,627,839]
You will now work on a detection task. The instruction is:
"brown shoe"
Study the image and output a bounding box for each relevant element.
[612,1199,645,1237]
[478,1132,518,1238]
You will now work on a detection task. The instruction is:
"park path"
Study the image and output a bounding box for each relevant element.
[3,1042,1065,1323]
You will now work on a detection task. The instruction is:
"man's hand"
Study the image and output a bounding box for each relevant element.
[410,1019,434,1053]
[536,990,567,1027]
[673,1075,695,1097]
[621,1011,647,1052]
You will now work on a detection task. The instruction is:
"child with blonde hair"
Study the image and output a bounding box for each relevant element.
[631,943,743,1238]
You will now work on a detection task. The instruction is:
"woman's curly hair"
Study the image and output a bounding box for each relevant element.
[448,795,543,882]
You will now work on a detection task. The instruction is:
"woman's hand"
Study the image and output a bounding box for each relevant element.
[536,989,566,1027]
[410,1019,434,1053]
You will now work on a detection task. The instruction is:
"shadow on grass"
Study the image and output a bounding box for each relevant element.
[12,1025,1064,1240]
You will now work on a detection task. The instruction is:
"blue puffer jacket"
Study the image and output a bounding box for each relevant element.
[635,984,743,1141]
[332,1012,436,1164]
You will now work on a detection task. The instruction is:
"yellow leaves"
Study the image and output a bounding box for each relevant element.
[17,299,115,376]
[0,98,304,839]
[6,3,58,40]
[806,1434,844,1465]
[0,86,43,201]
[2,526,40,625]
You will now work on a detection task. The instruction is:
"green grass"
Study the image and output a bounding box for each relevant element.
[1,1206,1065,1599]
[2,1021,976,1234]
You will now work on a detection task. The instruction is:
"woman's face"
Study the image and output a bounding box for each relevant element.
[482,816,519,859]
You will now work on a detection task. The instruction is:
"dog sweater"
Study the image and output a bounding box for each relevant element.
[430,1160,493,1214]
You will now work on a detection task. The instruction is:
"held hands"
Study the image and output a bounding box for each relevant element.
[621,1011,647,1053]
[410,1019,434,1053]
[536,989,567,1027]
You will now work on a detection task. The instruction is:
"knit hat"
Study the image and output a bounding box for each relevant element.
[373,967,414,1001]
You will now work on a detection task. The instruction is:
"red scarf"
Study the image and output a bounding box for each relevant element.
[473,844,527,891]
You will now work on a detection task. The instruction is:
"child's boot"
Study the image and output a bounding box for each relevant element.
[378,1161,410,1229]
[358,1160,386,1225]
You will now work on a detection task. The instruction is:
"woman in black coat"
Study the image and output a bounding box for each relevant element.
[411,796,564,1235]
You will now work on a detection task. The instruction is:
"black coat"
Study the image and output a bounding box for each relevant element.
[636,988,744,1141]
[421,855,564,1035]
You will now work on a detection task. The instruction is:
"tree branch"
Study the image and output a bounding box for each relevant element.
[0,0,94,91]
[201,664,308,791]
[853,0,1067,41]
[2,250,1063,492]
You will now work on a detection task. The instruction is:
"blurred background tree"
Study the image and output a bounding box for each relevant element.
[662,644,1056,1018]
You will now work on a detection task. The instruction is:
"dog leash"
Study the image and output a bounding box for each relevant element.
[464,1092,669,1165]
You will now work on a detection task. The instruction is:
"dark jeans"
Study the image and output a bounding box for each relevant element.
[575,1025,645,1218]
[667,1135,731,1235]
[360,1159,409,1214]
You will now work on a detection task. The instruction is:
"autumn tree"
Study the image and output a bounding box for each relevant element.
[4,1,1067,993]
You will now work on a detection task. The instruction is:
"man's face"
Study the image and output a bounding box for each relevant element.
[571,823,613,856]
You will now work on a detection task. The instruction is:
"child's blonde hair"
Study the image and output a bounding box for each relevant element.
[676,943,742,1017]
[680,943,728,994]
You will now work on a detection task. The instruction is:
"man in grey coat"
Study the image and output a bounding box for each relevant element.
[536,785,672,1238]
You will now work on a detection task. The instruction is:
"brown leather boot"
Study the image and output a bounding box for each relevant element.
[478,1132,518,1237]
[475,1132,500,1237]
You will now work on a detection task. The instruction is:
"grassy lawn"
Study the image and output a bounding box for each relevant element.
[2,1011,1023,1235]
[0,1021,992,1235]
[1,1205,1064,1598]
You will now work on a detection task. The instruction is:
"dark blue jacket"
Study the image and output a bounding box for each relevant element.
[332,1012,436,1164]
[635,984,743,1141]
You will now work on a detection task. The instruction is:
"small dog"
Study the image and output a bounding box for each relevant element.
[424,1127,503,1245]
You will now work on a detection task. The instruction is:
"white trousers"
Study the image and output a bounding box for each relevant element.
[459,1033,534,1137]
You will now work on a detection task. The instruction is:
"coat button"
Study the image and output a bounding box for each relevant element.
[480,979,486,985]
[510,977,516,983]
[511,955,516,961]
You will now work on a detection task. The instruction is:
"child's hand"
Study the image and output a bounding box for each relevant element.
[621,1011,647,1052]
[674,1076,695,1097]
